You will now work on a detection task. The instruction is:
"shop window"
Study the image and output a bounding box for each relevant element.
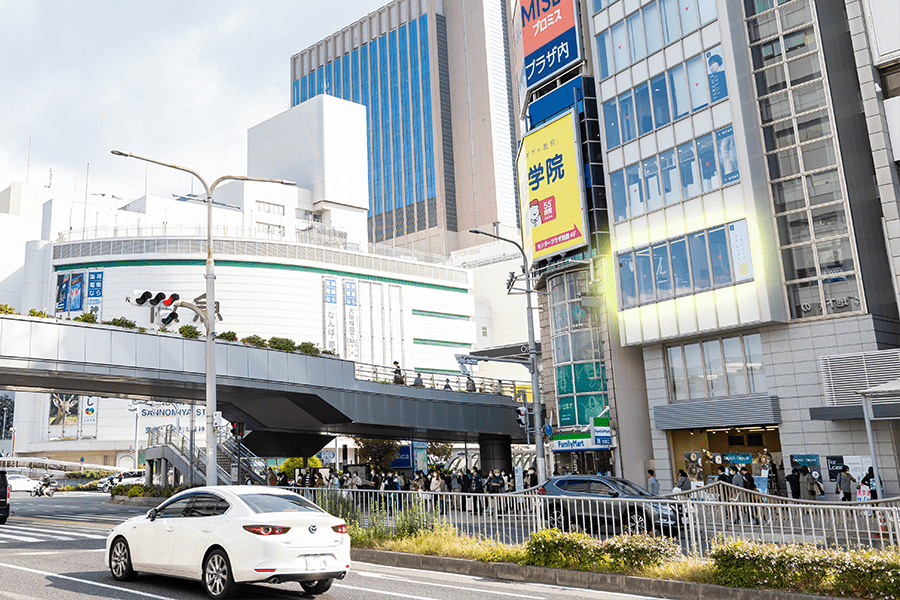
[666,333,766,401]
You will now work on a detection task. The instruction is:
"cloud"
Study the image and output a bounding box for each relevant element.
[0,0,386,202]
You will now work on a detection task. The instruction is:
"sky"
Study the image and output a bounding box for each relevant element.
[0,1,387,204]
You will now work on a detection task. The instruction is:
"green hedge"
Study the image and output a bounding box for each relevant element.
[710,538,900,599]
[524,529,679,574]
[111,484,192,498]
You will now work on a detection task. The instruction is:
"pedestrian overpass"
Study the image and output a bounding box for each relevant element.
[0,314,527,466]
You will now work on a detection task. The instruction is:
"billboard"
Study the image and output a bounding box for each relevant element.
[517,109,588,262]
[518,0,581,92]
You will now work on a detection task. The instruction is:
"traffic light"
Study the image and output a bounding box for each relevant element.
[506,271,517,291]
[133,291,180,306]
[160,310,179,326]
[516,406,528,427]
[230,421,245,438]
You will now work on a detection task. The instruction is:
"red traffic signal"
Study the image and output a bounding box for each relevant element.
[133,291,180,306]
[230,421,245,437]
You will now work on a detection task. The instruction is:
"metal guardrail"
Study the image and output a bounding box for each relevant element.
[353,362,529,398]
[287,486,900,558]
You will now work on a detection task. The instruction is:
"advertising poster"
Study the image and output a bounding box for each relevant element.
[716,126,740,184]
[518,109,587,262]
[519,0,581,91]
[81,396,97,424]
[49,393,79,427]
[322,277,338,354]
[67,272,84,312]
[728,220,754,282]
[576,394,607,426]
[557,396,576,426]
[412,441,428,474]
[705,45,728,103]
[343,280,359,361]
[56,274,70,313]
[790,454,823,482]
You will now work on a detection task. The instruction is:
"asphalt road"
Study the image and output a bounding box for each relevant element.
[0,492,675,600]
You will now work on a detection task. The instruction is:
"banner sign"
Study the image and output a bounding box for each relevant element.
[323,277,338,354]
[81,396,97,425]
[343,280,359,361]
[518,109,588,262]
[591,416,611,447]
[519,0,581,92]
[390,445,413,469]
[86,271,104,318]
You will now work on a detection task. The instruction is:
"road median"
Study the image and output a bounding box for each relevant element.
[350,548,836,600]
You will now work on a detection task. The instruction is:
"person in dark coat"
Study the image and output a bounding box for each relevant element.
[785,467,801,499]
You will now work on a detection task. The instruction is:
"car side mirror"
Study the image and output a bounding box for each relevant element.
[147,508,157,521]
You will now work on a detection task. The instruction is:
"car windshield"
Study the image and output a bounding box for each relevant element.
[611,479,654,496]
[240,493,324,514]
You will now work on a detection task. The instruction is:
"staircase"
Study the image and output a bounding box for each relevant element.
[144,426,267,485]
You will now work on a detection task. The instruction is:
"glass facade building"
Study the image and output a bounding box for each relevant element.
[291,0,519,254]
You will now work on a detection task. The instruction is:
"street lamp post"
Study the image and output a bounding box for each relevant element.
[469,228,547,480]
[128,404,139,469]
[112,150,295,485]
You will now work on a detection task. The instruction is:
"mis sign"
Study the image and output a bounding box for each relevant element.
[518,109,588,262]
[519,0,581,91]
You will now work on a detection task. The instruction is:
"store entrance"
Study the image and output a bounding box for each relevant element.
[669,425,783,494]
[553,449,613,477]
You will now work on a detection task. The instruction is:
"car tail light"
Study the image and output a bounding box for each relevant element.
[332,523,348,534]
[537,486,547,494]
[243,525,290,536]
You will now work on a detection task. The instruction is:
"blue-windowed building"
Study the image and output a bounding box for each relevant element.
[291,0,519,255]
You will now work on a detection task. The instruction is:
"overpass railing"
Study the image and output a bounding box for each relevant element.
[288,486,900,558]
[147,426,230,484]
[353,362,528,398]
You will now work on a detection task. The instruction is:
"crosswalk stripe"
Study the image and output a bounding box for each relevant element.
[0,532,45,542]
[1,524,106,540]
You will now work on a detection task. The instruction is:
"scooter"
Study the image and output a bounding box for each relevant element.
[30,477,57,497]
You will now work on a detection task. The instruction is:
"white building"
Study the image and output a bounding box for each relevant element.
[0,95,531,467]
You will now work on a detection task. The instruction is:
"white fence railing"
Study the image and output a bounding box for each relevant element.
[289,486,900,558]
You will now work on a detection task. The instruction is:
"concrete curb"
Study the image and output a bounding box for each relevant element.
[350,548,837,600]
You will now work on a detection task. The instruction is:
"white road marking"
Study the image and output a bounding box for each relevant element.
[0,562,179,600]
[334,583,454,600]
[356,571,546,598]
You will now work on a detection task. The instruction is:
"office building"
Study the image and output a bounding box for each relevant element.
[291,0,520,255]
[586,0,900,494]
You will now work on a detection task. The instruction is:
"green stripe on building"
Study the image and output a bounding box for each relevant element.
[412,338,472,348]
[411,309,470,320]
[55,259,468,293]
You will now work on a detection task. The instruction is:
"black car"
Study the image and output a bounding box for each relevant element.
[537,475,680,535]
[0,470,9,525]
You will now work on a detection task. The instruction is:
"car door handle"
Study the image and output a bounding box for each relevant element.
[201,527,211,533]
[165,526,175,532]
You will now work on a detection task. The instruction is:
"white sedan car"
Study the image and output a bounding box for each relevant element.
[106,486,350,599]
[6,474,38,492]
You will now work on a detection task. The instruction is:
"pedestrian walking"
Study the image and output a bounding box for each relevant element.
[647,469,660,496]
[785,467,801,499]
[836,465,856,501]
[443,379,452,390]
[674,469,690,493]
[392,361,405,384]
[861,467,880,500]
[466,375,476,392]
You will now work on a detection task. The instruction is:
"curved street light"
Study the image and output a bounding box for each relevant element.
[469,228,547,481]
[112,150,295,485]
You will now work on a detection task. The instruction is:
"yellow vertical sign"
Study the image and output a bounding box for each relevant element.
[518,110,587,262]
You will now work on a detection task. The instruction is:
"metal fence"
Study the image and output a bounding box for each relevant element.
[290,484,900,559]
[353,362,528,397]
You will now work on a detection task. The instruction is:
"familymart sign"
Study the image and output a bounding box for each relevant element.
[550,418,611,452]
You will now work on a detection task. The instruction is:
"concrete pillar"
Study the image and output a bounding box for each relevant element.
[478,435,513,475]
[159,458,168,487]
[144,460,154,486]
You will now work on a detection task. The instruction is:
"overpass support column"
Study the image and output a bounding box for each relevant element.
[145,461,154,486]
[159,458,168,487]
[478,435,512,475]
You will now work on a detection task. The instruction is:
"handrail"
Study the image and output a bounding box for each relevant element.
[353,362,533,399]
[666,479,900,507]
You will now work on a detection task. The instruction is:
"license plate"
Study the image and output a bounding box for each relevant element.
[305,555,328,571]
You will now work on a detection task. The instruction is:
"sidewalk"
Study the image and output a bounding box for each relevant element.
[350,548,841,600]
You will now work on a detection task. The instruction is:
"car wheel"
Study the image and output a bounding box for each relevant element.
[109,537,136,581]
[547,506,570,531]
[625,509,649,534]
[300,578,334,594]
[203,549,238,599]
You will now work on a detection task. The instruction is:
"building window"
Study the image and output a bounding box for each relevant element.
[256,222,285,237]
[665,332,767,401]
[550,271,607,428]
[616,220,753,309]
[744,0,860,320]
[256,201,285,216]
[610,126,739,223]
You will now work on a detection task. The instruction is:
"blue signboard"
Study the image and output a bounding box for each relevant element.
[390,445,412,469]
